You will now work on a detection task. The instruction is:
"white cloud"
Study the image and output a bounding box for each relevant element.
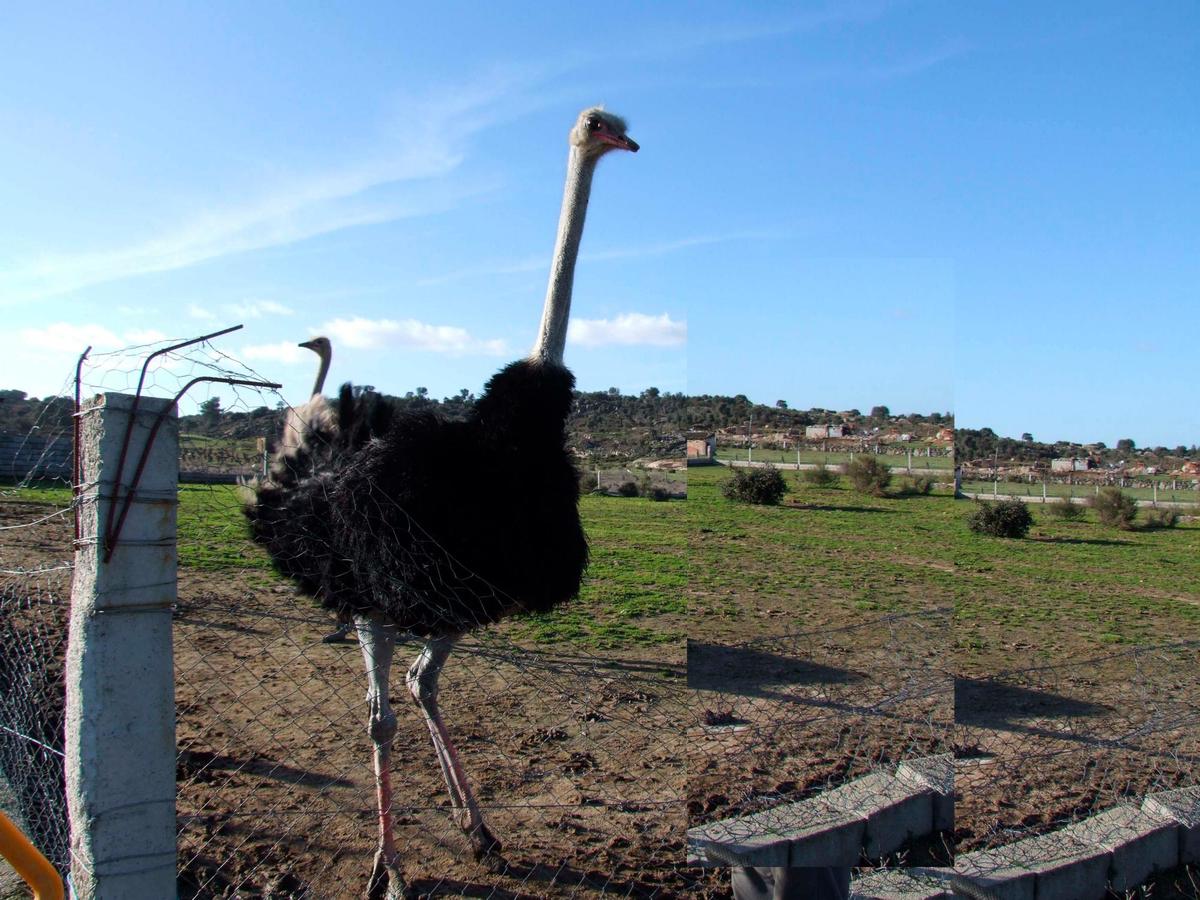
[188,304,216,320]
[19,322,122,353]
[569,313,686,348]
[321,316,507,356]
[225,299,295,319]
[242,341,310,365]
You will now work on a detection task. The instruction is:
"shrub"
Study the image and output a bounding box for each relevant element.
[722,466,787,505]
[799,464,838,488]
[898,474,935,496]
[967,499,1033,538]
[1092,487,1137,530]
[616,481,639,498]
[847,456,892,497]
[1047,496,1084,521]
[649,486,671,502]
[1142,507,1179,529]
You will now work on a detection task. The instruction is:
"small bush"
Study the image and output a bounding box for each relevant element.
[1047,496,1084,521]
[897,474,935,496]
[847,456,892,497]
[616,481,639,498]
[967,499,1033,538]
[1093,487,1137,530]
[722,466,787,505]
[1142,507,1179,529]
[649,487,671,502]
[800,464,838,488]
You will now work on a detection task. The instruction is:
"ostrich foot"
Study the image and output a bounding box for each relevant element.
[366,848,406,900]
[468,821,506,868]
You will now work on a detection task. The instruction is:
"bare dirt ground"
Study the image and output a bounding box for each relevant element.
[686,610,954,868]
[172,575,692,899]
[3,494,1197,898]
[953,643,1200,851]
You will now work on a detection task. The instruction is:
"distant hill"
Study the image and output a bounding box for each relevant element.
[0,386,961,463]
[955,427,1198,467]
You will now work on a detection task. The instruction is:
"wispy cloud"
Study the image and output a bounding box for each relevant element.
[188,304,216,321]
[242,341,311,365]
[320,316,507,356]
[226,299,294,319]
[569,312,686,348]
[17,322,170,353]
[0,69,543,306]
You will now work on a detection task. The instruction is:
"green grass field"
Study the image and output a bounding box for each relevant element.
[686,466,1200,667]
[715,447,954,469]
[1,482,687,650]
[954,496,1200,667]
[962,479,1200,505]
[686,465,956,642]
[7,470,1196,663]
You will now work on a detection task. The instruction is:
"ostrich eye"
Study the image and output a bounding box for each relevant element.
[586,117,600,132]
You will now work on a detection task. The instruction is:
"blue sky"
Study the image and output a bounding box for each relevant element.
[1,2,1195,447]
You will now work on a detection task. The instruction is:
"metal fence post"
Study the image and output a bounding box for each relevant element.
[66,393,178,898]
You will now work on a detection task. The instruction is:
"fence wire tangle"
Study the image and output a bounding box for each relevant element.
[0,494,74,877]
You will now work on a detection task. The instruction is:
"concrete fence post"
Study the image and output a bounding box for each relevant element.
[66,393,178,898]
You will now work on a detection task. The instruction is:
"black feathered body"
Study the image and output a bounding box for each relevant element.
[245,360,588,637]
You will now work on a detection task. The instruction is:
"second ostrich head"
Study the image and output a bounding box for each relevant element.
[299,336,332,397]
[530,107,638,367]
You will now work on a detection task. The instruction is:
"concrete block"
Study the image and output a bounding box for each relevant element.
[688,799,865,867]
[821,771,933,858]
[979,830,1110,900]
[1060,803,1179,890]
[897,754,954,833]
[1143,786,1200,865]
[851,867,952,899]
[955,848,1037,900]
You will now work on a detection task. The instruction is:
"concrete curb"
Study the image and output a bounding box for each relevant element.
[687,754,952,867]
[950,787,1199,900]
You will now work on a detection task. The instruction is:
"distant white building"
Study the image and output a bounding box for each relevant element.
[805,424,845,439]
[1051,457,1094,473]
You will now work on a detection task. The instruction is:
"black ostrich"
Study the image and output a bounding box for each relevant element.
[245,107,638,898]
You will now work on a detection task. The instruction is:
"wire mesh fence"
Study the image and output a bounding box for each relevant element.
[954,640,1200,853]
[0,374,76,878]
[687,607,955,869]
[1,330,1195,898]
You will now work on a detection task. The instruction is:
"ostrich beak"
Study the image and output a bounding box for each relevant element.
[599,133,639,153]
[298,339,319,350]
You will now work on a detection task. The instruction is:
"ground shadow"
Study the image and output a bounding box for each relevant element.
[783,502,896,514]
[177,748,355,789]
[409,859,670,898]
[955,676,1109,730]
[1028,536,1137,547]
[687,641,861,697]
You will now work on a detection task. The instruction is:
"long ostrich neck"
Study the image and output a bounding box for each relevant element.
[530,146,598,365]
[311,348,331,397]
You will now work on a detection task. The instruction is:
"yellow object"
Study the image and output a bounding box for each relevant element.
[0,811,63,900]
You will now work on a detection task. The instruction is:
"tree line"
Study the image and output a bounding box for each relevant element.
[3,385,955,448]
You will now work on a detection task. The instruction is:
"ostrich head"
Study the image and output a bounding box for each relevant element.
[299,336,331,357]
[298,336,332,396]
[569,107,639,158]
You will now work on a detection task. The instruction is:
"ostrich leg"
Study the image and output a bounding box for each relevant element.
[356,614,405,900]
[406,637,505,863]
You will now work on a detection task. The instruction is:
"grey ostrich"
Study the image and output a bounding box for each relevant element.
[245,107,638,898]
